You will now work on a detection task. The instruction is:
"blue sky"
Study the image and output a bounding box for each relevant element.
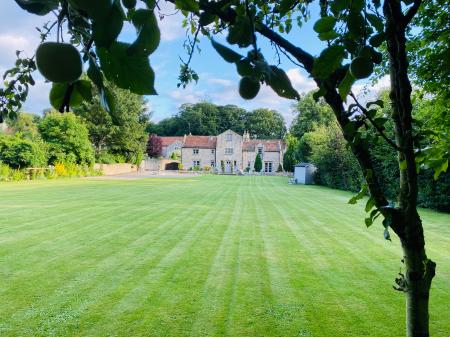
[0,2,388,125]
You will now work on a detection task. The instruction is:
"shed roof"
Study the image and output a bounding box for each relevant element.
[295,162,315,167]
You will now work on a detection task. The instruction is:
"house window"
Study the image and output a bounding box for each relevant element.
[257,147,263,155]
[193,148,199,155]
[248,161,251,168]
[174,146,180,150]
[211,160,215,167]
[193,160,200,167]
[211,149,215,154]
[264,162,273,173]
[226,134,232,141]
[234,160,237,167]
[225,148,233,155]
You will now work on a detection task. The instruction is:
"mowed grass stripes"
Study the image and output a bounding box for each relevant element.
[0,176,448,337]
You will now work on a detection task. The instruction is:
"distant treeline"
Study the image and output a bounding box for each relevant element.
[147,102,286,139]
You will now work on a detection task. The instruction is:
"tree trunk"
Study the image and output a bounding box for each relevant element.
[402,243,436,337]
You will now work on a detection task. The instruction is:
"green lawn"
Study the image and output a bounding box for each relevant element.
[0,176,449,337]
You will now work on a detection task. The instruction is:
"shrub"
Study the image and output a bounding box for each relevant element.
[96,151,117,164]
[0,164,11,181]
[178,163,183,170]
[204,165,211,172]
[254,154,262,172]
[0,134,47,169]
[277,164,283,172]
[39,112,94,165]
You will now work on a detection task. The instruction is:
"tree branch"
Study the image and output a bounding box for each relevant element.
[350,93,402,152]
[403,0,422,26]
[166,0,315,71]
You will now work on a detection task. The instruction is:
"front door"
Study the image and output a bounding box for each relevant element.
[225,160,232,173]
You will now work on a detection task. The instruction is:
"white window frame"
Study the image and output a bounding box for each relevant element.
[211,149,215,154]
[193,148,199,155]
[264,162,273,173]
[225,148,233,155]
[193,160,200,167]
[257,147,263,155]
[211,160,215,167]
[226,134,233,141]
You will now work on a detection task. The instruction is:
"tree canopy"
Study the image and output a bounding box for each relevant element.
[149,102,285,138]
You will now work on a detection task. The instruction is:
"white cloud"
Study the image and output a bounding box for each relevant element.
[353,75,391,100]
[286,68,317,93]
[155,2,186,41]
[170,85,207,104]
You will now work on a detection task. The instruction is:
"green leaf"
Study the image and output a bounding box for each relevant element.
[313,16,337,33]
[365,196,376,212]
[279,0,298,15]
[92,0,125,48]
[366,99,384,109]
[227,16,253,48]
[399,160,407,170]
[433,159,448,180]
[14,0,58,15]
[312,45,345,79]
[211,39,243,63]
[343,121,358,139]
[366,13,384,32]
[348,183,367,204]
[347,10,365,38]
[49,80,92,110]
[98,42,157,95]
[128,9,160,56]
[68,0,113,21]
[383,228,391,241]
[265,66,300,100]
[318,30,340,41]
[199,12,216,26]
[313,87,326,101]
[373,117,388,127]
[369,33,385,47]
[236,59,253,76]
[87,59,104,89]
[330,0,351,12]
[175,0,199,12]
[338,70,355,100]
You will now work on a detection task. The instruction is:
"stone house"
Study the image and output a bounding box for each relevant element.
[157,130,285,173]
[161,136,184,158]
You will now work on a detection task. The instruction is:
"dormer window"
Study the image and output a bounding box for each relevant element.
[257,147,263,155]
[226,134,232,141]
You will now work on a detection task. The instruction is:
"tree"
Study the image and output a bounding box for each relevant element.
[38,112,94,165]
[5,0,448,334]
[146,134,162,158]
[290,92,334,139]
[254,153,262,172]
[245,108,286,139]
[5,112,41,139]
[283,133,299,172]
[300,123,362,192]
[74,82,149,163]
[408,0,450,99]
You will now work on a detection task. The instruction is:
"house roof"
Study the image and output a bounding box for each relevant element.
[183,135,217,149]
[243,139,285,152]
[160,136,184,147]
